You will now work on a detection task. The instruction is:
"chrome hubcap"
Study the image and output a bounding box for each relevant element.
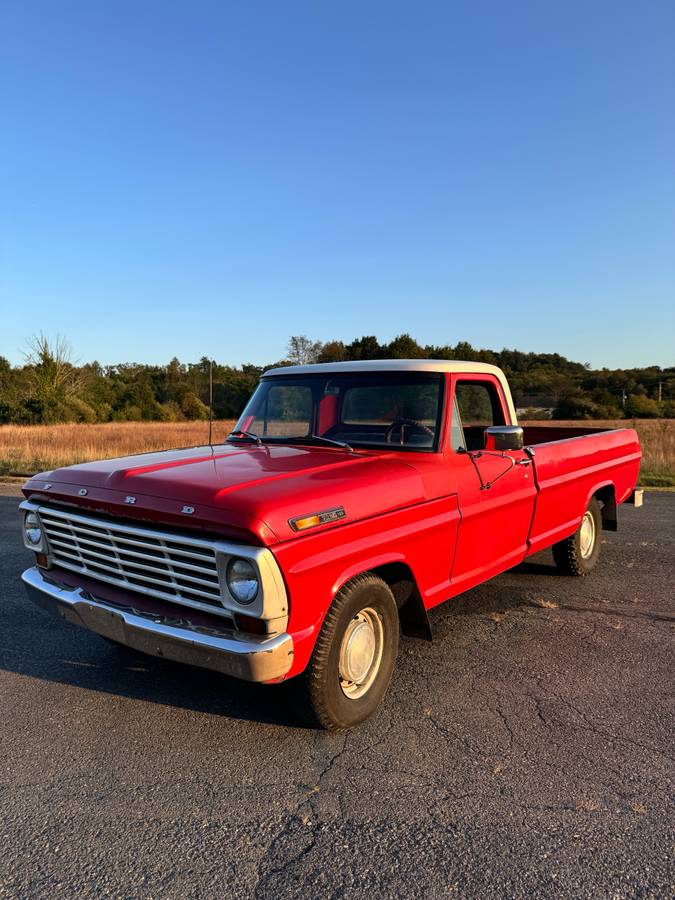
[338,607,384,699]
[579,511,596,559]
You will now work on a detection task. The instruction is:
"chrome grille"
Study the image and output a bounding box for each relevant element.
[38,505,227,616]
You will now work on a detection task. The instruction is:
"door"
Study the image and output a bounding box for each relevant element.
[448,376,536,592]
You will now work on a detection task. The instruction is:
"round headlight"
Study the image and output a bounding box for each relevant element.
[226,557,259,605]
[24,512,43,546]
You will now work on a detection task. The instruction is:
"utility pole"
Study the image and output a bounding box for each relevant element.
[621,388,627,409]
[658,381,663,403]
[208,359,213,446]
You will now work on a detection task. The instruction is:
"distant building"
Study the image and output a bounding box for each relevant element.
[514,394,557,420]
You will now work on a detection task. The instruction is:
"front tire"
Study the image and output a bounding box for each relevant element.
[552,496,602,576]
[303,573,400,731]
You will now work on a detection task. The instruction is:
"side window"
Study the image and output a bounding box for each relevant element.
[454,380,505,450]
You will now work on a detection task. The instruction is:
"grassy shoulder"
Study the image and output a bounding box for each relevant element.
[639,471,675,487]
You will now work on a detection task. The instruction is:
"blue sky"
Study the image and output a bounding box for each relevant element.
[2,1,673,369]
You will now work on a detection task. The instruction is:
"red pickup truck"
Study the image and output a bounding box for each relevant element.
[20,361,642,729]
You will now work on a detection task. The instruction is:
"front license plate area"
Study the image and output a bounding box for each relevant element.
[64,602,128,644]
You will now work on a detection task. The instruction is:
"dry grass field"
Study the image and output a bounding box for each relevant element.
[0,418,672,485]
[0,420,236,477]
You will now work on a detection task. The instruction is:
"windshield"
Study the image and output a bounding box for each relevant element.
[229,373,444,451]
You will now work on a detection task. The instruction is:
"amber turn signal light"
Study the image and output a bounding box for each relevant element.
[289,506,346,531]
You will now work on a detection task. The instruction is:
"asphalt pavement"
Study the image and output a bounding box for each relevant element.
[1,493,673,898]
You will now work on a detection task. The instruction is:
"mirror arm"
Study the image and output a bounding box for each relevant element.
[464,448,519,491]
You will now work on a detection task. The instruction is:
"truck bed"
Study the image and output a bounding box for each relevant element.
[522,424,613,444]
[522,425,641,555]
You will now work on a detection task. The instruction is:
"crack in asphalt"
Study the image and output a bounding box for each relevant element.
[253,732,351,896]
[2,495,673,898]
[554,697,675,764]
[557,604,675,623]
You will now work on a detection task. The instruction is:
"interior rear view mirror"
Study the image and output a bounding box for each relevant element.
[484,425,524,451]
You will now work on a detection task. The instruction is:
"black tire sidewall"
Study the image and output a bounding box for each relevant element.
[574,497,602,573]
[310,578,399,729]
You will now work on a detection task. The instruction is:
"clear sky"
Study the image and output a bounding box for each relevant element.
[2,1,674,369]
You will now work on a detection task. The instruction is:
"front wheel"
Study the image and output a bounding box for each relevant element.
[302,573,400,730]
[552,497,602,575]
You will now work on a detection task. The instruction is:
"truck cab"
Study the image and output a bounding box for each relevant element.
[20,360,641,729]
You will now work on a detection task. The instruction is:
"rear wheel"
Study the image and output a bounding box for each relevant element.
[552,497,602,576]
[302,573,399,730]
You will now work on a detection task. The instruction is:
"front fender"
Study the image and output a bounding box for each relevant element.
[272,495,460,677]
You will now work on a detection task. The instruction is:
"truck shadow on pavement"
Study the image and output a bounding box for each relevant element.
[1,617,315,729]
[511,559,566,577]
[2,541,561,730]
[0,497,313,729]
[432,550,563,622]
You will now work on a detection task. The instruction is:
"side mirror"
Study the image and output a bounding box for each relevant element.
[484,425,524,451]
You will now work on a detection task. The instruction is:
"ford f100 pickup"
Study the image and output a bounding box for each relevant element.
[20,360,642,729]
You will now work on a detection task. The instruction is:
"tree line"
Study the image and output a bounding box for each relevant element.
[0,333,672,425]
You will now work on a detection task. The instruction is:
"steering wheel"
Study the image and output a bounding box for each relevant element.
[385,417,435,445]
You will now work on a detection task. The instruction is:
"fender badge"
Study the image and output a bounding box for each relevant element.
[78,488,88,496]
[289,506,346,531]
[124,496,137,504]
[43,483,52,490]
[181,505,195,515]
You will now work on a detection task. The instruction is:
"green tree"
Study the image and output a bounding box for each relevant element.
[553,394,602,420]
[317,341,347,362]
[347,335,382,360]
[181,392,209,420]
[385,334,424,359]
[625,395,661,418]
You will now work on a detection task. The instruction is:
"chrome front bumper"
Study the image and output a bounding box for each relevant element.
[22,567,294,683]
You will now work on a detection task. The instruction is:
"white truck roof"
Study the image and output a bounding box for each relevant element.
[263,359,518,423]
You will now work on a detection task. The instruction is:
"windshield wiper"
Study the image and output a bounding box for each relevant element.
[228,429,262,446]
[229,431,353,452]
[307,434,354,452]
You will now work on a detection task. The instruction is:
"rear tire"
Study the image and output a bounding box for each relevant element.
[552,497,602,576]
[302,573,399,731]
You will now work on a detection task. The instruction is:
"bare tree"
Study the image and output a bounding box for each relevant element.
[287,335,323,365]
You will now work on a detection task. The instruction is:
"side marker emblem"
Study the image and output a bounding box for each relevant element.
[181,505,195,515]
[124,496,137,504]
[289,506,346,531]
[78,488,88,496]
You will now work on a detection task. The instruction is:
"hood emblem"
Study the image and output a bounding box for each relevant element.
[78,488,88,496]
[124,496,137,504]
[181,505,195,515]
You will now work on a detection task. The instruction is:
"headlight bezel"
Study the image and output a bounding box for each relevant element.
[22,509,46,552]
[225,556,260,605]
[214,545,287,626]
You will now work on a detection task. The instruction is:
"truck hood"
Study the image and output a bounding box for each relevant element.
[23,443,427,545]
